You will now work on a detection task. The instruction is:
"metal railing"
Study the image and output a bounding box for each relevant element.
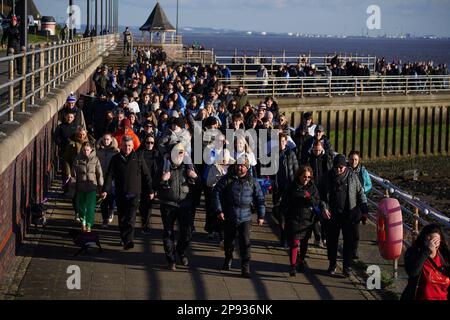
[215,54,377,76]
[366,170,450,277]
[0,34,119,124]
[135,35,183,46]
[217,75,450,98]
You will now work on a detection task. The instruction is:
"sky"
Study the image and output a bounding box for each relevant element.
[33,0,450,37]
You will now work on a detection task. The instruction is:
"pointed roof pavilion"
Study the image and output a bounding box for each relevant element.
[139,1,176,32]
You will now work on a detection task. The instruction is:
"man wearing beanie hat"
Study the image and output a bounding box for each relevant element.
[321,153,369,277]
[212,155,266,278]
[58,93,86,129]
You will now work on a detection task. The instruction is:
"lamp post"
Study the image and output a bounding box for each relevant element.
[176,0,179,36]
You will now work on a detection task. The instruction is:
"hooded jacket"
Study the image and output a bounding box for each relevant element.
[96,136,120,173]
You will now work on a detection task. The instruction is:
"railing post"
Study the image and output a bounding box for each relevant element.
[429,76,432,94]
[328,78,332,97]
[8,48,15,122]
[61,42,66,83]
[47,43,52,93]
[243,55,247,78]
[21,46,27,112]
[381,77,384,96]
[39,44,45,99]
[272,78,275,97]
[30,44,36,106]
[271,55,274,76]
[301,78,304,98]
[53,43,57,88]
[405,77,408,95]
[354,78,358,96]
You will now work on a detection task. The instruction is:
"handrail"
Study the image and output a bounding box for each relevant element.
[0,34,119,126]
[213,75,450,98]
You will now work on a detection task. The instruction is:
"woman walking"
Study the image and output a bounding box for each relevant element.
[97,134,119,228]
[401,223,450,300]
[280,165,325,276]
[72,142,104,232]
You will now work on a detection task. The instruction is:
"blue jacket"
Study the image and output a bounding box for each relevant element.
[212,170,266,224]
[356,165,372,194]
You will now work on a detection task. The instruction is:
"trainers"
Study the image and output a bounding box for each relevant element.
[219,240,225,251]
[314,239,321,247]
[321,240,327,248]
[169,263,176,271]
[241,266,251,278]
[141,226,151,235]
[180,256,189,266]
[327,264,337,275]
[222,258,232,271]
[207,232,214,240]
[108,212,114,224]
[343,267,352,277]
[123,241,134,250]
[101,220,109,229]
[289,266,297,277]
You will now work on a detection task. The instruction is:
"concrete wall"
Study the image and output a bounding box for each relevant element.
[0,57,103,280]
[249,94,450,159]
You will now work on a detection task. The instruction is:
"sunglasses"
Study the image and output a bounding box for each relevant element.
[302,175,312,180]
[145,141,155,145]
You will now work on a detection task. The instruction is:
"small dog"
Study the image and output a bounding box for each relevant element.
[68,229,103,256]
[30,201,48,227]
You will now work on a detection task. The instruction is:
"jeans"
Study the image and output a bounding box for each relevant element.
[160,204,193,264]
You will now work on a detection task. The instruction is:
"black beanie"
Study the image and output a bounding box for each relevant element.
[333,154,347,168]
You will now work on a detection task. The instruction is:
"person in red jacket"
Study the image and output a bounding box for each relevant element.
[113,119,141,151]
[401,223,450,300]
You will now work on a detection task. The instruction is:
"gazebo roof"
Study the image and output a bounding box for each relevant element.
[139,2,176,32]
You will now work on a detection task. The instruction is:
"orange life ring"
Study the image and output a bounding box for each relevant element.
[377,198,403,260]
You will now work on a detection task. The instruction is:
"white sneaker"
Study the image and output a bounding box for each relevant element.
[108,213,114,224]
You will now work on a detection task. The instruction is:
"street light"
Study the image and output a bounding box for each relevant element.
[176,0,179,36]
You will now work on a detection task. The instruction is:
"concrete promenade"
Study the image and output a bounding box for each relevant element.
[0,180,379,300]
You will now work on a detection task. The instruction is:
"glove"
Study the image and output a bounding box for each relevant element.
[361,214,368,225]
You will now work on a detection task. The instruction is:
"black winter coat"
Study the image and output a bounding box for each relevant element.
[103,151,153,198]
[280,181,324,240]
[137,148,161,191]
[272,147,299,198]
[305,151,333,200]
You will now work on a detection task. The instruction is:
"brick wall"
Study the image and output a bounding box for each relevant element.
[0,72,97,279]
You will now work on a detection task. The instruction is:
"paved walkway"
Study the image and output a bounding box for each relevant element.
[2,181,377,300]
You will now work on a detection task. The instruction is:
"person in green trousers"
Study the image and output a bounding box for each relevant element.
[72,142,104,232]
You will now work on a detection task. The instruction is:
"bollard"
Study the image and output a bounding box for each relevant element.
[8,48,15,122]
[21,46,27,113]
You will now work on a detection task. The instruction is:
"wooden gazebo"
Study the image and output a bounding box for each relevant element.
[139,1,177,44]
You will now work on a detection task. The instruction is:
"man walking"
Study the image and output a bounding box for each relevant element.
[102,136,154,250]
[157,143,198,270]
[321,154,369,277]
[212,156,266,278]
[123,27,132,56]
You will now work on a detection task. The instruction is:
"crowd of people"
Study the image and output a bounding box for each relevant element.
[52,46,449,298]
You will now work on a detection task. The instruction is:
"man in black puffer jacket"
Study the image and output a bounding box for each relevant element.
[157,143,198,271]
[102,136,154,250]
[212,156,266,278]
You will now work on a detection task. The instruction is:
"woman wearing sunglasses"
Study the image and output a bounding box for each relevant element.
[280,165,324,276]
